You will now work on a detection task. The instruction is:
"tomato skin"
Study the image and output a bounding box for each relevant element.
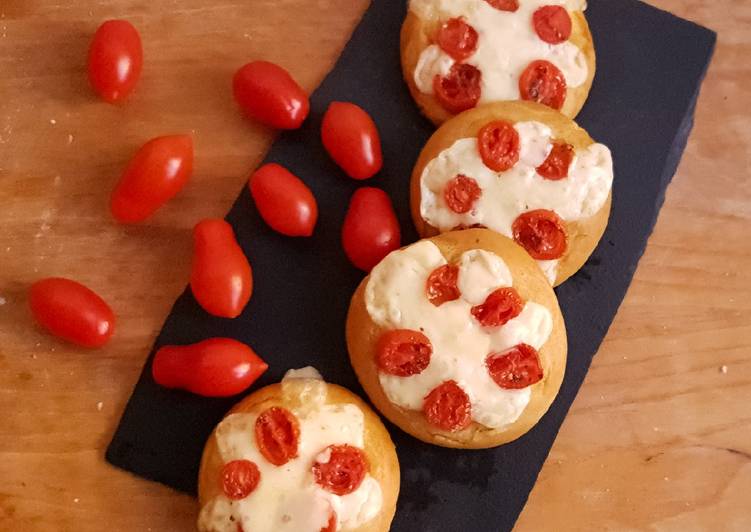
[152,338,267,397]
[249,163,318,237]
[341,188,401,272]
[321,102,383,180]
[110,135,193,224]
[233,61,310,130]
[190,219,253,318]
[87,20,143,103]
[29,278,115,348]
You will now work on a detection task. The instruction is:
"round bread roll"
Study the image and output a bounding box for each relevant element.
[347,230,567,449]
[411,100,613,286]
[197,370,400,532]
[401,0,596,125]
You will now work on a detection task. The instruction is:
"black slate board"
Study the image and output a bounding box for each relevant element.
[107,1,716,530]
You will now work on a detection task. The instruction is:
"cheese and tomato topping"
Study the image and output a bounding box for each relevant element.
[410,0,589,113]
[365,241,553,431]
[419,120,613,283]
[198,369,383,532]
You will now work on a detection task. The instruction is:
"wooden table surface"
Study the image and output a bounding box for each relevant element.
[1,1,749,530]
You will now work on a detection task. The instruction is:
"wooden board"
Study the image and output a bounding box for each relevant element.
[0,1,748,530]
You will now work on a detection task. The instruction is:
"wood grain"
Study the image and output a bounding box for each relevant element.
[0,1,748,531]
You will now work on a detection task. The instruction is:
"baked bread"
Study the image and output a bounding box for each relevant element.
[346,230,567,449]
[197,368,400,532]
[410,100,613,286]
[401,0,596,125]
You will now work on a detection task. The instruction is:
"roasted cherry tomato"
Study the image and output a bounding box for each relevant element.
[313,444,368,496]
[321,102,383,180]
[437,18,478,61]
[190,219,253,318]
[255,407,300,466]
[486,343,544,389]
[484,0,519,11]
[444,174,482,214]
[221,459,261,500]
[471,287,524,327]
[233,61,310,130]
[478,120,520,172]
[377,329,432,376]
[110,135,193,223]
[426,264,461,306]
[434,63,482,114]
[533,6,572,45]
[29,278,115,348]
[519,60,567,110]
[152,338,267,397]
[87,20,143,103]
[512,209,568,260]
[341,187,401,272]
[249,163,318,237]
[423,380,471,432]
[537,142,574,180]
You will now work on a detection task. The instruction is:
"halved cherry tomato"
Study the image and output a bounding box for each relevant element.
[444,174,482,214]
[87,20,142,103]
[29,278,115,348]
[519,60,567,110]
[152,338,267,397]
[423,380,471,432]
[471,287,523,327]
[512,209,568,260]
[434,63,482,114]
[190,219,253,318]
[486,344,544,389]
[321,102,383,180]
[478,120,520,172]
[533,6,572,45]
[537,142,574,180]
[221,459,261,500]
[255,407,300,466]
[313,444,368,495]
[110,135,193,223]
[426,264,460,306]
[377,329,432,376]
[341,187,401,272]
[437,18,478,62]
[233,61,310,130]
[484,0,519,11]
[249,163,318,237]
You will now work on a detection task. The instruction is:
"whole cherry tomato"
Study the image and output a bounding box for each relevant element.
[321,102,383,180]
[29,278,115,348]
[110,135,193,224]
[152,338,268,397]
[233,61,310,130]
[249,163,318,237]
[190,219,253,318]
[342,187,401,272]
[87,20,143,103]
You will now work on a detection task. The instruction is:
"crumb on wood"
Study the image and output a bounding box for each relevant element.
[96,401,104,411]
[719,365,728,374]
[50,119,56,125]
[0,296,6,305]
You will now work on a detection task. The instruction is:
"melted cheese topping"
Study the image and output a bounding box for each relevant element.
[410,0,589,104]
[419,120,613,282]
[198,373,382,532]
[365,241,552,429]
